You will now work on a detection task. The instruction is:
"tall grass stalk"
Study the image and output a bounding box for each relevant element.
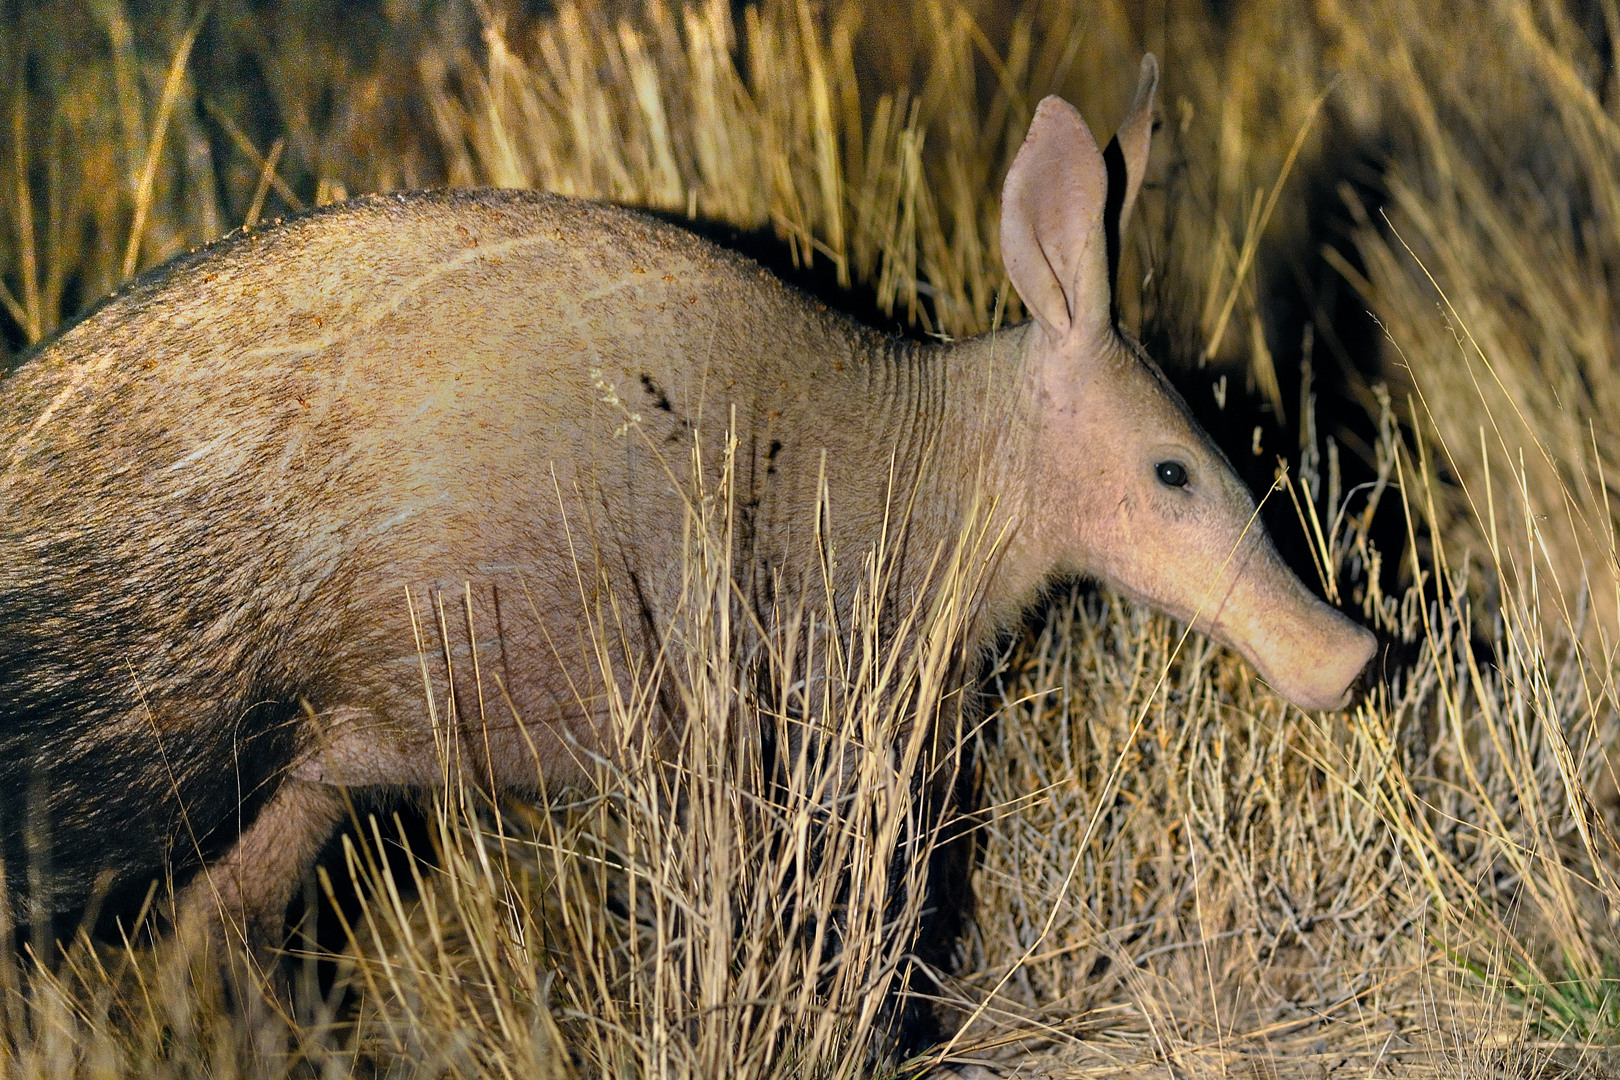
[320,425,1010,1079]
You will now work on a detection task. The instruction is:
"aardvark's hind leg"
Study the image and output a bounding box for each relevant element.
[176,777,349,976]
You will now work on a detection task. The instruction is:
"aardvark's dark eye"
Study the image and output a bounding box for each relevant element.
[1155,461,1188,488]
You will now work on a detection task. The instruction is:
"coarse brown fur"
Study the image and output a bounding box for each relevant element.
[0,184,1033,956]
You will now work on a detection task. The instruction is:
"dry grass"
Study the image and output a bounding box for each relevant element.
[3,0,1620,1076]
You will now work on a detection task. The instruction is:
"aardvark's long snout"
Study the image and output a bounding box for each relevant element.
[1199,541,1377,711]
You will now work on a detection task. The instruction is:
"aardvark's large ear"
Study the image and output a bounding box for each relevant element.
[1000,57,1160,343]
[1107,54,1159,245]
[1000,96,1110,342]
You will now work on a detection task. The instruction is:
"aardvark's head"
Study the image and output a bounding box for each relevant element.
[1001,56,1376,710]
